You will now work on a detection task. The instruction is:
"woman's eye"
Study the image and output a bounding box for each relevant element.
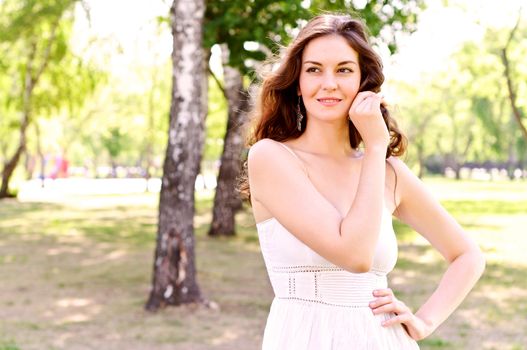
[306,67,320,73]
[338,67,353,73]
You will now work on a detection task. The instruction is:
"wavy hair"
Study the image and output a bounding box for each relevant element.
[238,13,406,200]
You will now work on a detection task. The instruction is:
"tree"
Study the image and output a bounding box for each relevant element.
[101,127,129,177]
[309,0,424,54]
[453,19,527,179]
[205,0,308,236]
[207,44,247,236]
[145,0,206,311]
[206,0,425,236]
[501,15,527,142]
[395,80,440,178]
[0,0,85,197]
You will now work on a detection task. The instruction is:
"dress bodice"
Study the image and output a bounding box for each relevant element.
[256,206,398,274]
[256,208,398,308]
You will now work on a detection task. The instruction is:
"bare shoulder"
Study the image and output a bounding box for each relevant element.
[248,138,304,171]
[248,138,282,162]
[386,156,411,173]
[248,138,304,200]
[386,156,418,184]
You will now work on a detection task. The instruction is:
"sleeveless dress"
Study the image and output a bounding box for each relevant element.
[255,143,420,350]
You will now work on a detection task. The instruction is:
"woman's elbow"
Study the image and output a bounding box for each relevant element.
[342,257,373,274]
[460,247,486,278]
[472,248,486,277]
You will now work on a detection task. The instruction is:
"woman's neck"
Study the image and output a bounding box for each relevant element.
[295,118,355,158]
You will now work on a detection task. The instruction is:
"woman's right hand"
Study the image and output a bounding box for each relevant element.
[348,91,389,150]
[370,288,434,341]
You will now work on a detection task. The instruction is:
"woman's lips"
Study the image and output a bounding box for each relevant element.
[317,98,342,106]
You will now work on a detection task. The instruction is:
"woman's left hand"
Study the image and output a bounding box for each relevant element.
[369,288,434,341]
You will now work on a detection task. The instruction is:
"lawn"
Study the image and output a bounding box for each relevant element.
[0,178,526,350]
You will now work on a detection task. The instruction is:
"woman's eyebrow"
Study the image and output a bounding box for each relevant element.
[303,60,358,66]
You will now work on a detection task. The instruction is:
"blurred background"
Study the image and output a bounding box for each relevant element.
[0,0,526,349]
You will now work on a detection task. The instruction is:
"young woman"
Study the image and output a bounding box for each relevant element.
[241,13,485,349]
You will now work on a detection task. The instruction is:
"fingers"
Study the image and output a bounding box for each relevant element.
[348,91,389,147]
[353,90,377,102]
[369,288,416,331]
[382,313,413,327]
[369,295,392,308]
[372,288,394,297]
[371,301,405,315]
[353,91,382,109]
[369,288,409,315]
[350,92,382,118]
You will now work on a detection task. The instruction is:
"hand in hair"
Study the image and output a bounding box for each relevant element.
[348,91,389,150]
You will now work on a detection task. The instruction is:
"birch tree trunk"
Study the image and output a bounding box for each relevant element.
[145,0,205,311]
[208,44,247,236]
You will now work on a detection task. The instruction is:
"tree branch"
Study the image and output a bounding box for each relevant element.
[501,12,527,141]
[505,10,522,49]
[32,18,60,85]
[208,65,228,101]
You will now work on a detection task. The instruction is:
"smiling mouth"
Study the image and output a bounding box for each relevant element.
[317,98,342,105]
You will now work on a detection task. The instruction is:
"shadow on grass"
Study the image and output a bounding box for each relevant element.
[0,199,157,247]
[0,199,63,218]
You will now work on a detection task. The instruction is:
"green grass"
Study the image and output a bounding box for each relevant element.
[442,200,527,216]
[0,178,526,349]
[0,339,21,350]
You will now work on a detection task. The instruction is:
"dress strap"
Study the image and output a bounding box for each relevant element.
[277,142,309,176]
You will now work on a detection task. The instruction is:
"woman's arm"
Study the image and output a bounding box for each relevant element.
[248,137,386,273]
[377,158,485,339]
[249,92,389,273]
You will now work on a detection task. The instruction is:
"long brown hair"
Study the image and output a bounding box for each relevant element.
[238,13,407,200]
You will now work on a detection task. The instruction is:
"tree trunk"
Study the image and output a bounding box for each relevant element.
[501,15,527,142]
[507,140,517,180]
[0,21,59,198]
[502,49,527,142]
[0,143,26,198]
[416,142,425,179]
[0,47,34,198]
[208,44,247,237]
[34,121,46,187]
[145,0,205,311]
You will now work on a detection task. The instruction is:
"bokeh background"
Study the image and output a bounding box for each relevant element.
[0,0,526,349]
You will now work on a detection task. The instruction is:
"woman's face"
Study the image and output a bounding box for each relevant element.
[298,34,361,124]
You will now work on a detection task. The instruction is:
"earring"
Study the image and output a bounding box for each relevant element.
[296,97,304,131]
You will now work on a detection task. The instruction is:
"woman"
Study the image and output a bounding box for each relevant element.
[241,13,485,349]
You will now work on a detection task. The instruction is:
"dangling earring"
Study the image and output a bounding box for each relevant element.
[296,97,304,131]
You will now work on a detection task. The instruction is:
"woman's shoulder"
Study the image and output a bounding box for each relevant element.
[248,138,303,175]
[386,156,415,177]
[248,138,286,162]
[249,138,281,150]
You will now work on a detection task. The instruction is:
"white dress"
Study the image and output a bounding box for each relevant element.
[255,144,420,350]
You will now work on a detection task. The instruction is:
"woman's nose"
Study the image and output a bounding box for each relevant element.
[321,72,337,91]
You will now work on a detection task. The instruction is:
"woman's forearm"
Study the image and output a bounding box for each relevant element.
[415,248,486,332]
[340,146,387,271]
